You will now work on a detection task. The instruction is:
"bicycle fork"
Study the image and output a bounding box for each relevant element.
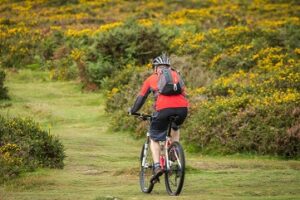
[142,132,151,168]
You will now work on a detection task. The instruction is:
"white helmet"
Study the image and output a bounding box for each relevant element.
[152,53,171,67]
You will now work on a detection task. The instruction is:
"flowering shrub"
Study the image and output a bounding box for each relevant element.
[184,93,300,156]
[1,0,299,158]
[0,115,65,183]
[0,24,42,69]
[0,143,23,181]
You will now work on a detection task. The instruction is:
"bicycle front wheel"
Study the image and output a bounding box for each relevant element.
[139,143,154,193]
[165,141,185,196]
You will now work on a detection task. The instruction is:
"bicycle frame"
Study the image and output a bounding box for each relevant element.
[142,132,172,174]
[132,112,185,196]
[160,136,172,172]
[164,116,180,171]
[133,112,177,171]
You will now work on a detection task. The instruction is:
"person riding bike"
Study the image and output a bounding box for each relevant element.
[129,53,189,181]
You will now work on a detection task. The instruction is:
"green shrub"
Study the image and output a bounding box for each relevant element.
[0,115,65,183]
[86,57,115,86]
[92,20,173,65]
[83,20,175,88]
[45,0,79,6]
[183,96,300,158]
[0,70,9,100]
[104,65,153,137]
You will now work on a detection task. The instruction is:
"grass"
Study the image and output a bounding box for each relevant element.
[0,70,300,200]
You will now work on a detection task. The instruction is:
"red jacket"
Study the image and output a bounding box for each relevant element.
[131,73,189,112]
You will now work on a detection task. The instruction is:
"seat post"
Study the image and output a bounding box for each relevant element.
[167,116,178,137]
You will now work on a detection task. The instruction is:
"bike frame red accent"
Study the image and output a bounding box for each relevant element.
[160,155,165,169]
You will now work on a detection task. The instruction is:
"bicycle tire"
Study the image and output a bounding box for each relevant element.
[165,141,185,196]
[139,143,154,193]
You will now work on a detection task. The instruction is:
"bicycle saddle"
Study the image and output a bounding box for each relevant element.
[169,115,179,122]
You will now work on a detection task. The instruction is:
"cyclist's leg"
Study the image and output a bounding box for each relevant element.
[150,138,160,164]
[149,109,169,178]
[171,129,180,142]
[149,139,163,181]
[171,107,188,142]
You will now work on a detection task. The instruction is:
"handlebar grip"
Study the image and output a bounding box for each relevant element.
[130,112,152,120]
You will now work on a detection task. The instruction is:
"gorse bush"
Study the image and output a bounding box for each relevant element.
[0,25,41,69]
[180,21,300,157]
[184,97,300,157]
[103,1,300,158]
[0,115,65,182]
[1,0,299,158]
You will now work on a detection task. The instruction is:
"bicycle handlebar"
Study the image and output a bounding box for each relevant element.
[130,112,152,121]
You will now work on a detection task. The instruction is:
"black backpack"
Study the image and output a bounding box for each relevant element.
[157,67,184,95]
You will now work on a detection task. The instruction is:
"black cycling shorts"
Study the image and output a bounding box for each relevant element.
[149,107,188,141]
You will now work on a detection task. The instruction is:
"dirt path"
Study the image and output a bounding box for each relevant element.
[0,71,299,200]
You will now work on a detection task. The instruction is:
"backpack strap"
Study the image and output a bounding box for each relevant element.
[162,68,173,83]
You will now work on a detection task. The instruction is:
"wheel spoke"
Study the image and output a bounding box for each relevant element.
[139,143,154,193]
[165,142,185,196]
[173,149,182,169]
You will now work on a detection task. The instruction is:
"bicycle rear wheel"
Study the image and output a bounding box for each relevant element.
[139,143,154,193]
[165,141,185,196]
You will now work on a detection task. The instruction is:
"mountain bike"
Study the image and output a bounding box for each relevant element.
[131,112,185,196]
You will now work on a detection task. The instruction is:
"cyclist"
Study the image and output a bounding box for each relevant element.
[129,53,189,181]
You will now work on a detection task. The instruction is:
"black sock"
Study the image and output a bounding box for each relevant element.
[154,162,160,169]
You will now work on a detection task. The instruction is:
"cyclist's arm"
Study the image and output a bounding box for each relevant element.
[130,79,151,113]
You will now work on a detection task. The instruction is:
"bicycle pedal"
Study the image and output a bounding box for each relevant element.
[150,176,160,184]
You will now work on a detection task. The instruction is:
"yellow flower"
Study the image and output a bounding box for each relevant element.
[294,48,300,55]
[96,22,122,33]
[138,19,153,27]
[191,87,207,96]
[208,28,220,35]
[107,87,119,99]
[224,26,249,37]
[210,54,222,68]
[50,26,62,31]
[145,1,165,9]
[65,28,93,37]
[71,49,85,61]
[146,63,152,69]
